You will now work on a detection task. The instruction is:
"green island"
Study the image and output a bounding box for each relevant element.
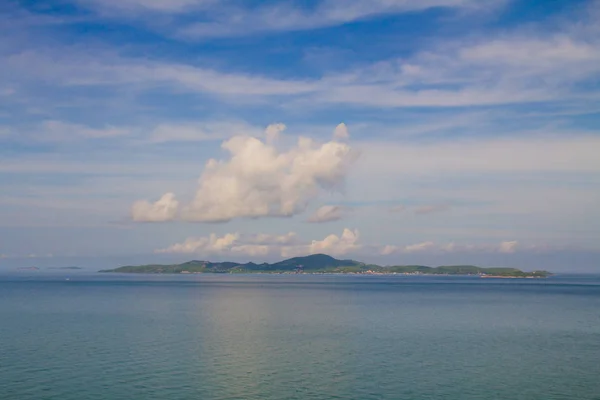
[100,254,551,278]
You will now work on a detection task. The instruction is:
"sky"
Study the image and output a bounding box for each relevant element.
[1,0,600,272]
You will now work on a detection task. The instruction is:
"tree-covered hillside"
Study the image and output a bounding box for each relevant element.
[100,255,550,277]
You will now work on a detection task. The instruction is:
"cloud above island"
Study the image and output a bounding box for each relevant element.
[132,192,179,222]
[380,240,553,256]
[132,123,358,223]
[157,229,557,259]
[157,228,360,257]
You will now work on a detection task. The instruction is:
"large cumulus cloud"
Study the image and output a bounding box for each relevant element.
[132,123,357,222]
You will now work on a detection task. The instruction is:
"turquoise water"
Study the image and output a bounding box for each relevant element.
[1,273,600,399]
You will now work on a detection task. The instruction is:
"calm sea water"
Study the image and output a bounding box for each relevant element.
[1,273,600,400]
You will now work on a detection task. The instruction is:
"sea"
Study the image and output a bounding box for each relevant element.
[1,272,599,400]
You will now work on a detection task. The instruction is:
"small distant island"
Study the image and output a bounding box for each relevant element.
[100,254,551,278]
[16,266,40,271]
[49,266,83,270]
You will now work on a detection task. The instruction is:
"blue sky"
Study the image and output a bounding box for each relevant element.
[1,0,600,271]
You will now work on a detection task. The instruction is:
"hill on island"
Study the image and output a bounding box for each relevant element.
[100,254,550,277]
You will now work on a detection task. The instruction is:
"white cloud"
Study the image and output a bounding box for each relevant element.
[157,232,240,254]
[155,233,569,259]
[78,0,213,13]
[134,124,358,222]
[246,232,298,246]
[5,120,264,145]
[498,240,518,254]
[310,228,360,255]
[380,245,398,255]
[404,241,435,253]
[380,240,541,255]
[178,0,493,38]
[6,5,598,110]
[131,192,179,222]
[157,228,361,257]
[264,123,286,144]
[440,243,458,253]
[460,37,600,70]
[380,242,432,255]
[307,205,345,223]
[4,50,317,98]
[333,123,349,140]
[156,231,299,256]
[7,134,599,177]
[313,10,600,108]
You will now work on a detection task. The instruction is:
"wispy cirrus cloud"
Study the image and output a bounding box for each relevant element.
[68,0,502,36]
[4,0,598,111]
[176,0,496,39]
[0,119,267,145]
[4,50,316,97]
[307,205,347,223]
[79,0,214,13]
[4,8,599,115]
[315,35,600,108]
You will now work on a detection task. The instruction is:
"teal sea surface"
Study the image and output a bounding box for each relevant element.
[1,273,600,400]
